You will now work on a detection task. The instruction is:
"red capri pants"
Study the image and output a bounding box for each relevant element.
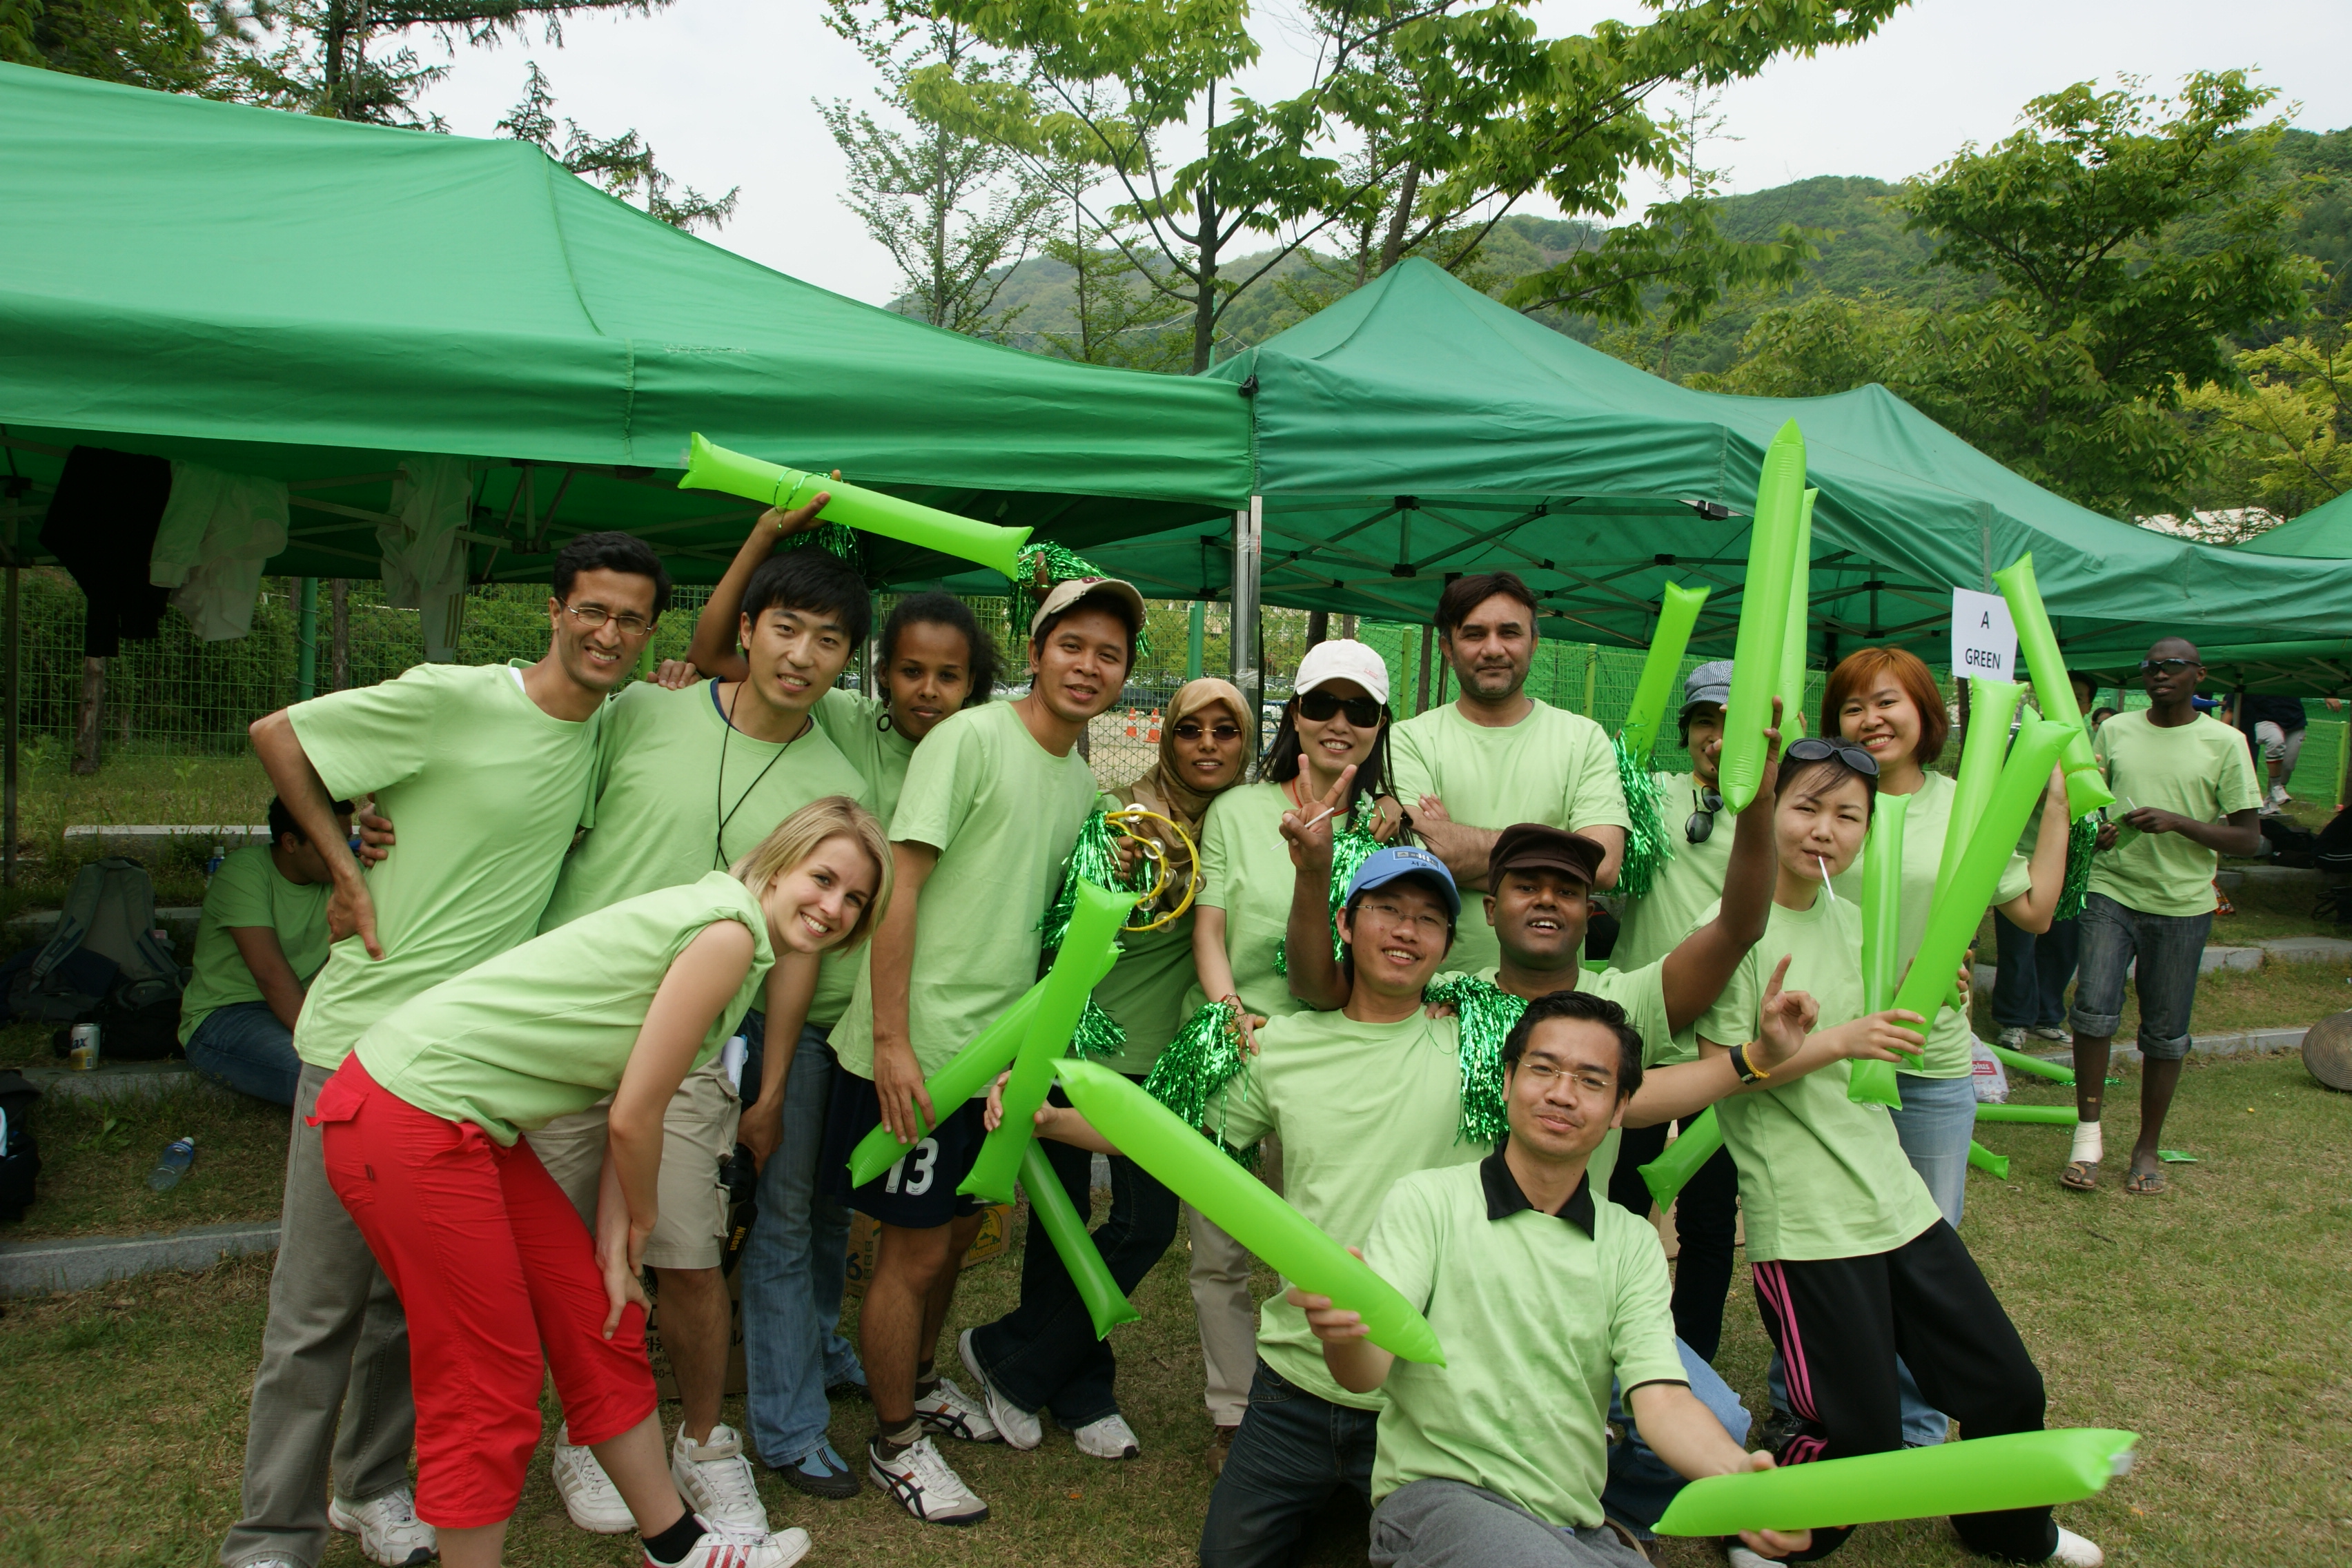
[313,1057,657,1529]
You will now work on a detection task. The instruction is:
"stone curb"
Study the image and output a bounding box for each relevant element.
[2037,1026,2308,1065]
[0,1220,280,1297]
[21,1063,228,1102]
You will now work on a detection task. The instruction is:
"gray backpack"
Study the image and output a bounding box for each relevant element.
[8,857,183,1026]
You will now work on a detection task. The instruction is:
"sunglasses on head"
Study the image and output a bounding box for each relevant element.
[1297,688,1384,727]
[2139,657,2197,676]
[1172,720,1244,743]
[1685,785,1725,845]
[1784,736,1880,777]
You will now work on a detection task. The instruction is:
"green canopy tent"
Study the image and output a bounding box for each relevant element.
[0,61,1248,589]
[1041,259,2352,705]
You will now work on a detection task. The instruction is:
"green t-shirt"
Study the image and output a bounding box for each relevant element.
[834,701,1098,1079]
[1613,770,1734,975]
[1694,894,1942,1262]
[178,845,333,1044]
[1828,770,2030,1079]
[1366,1158,1685,1528]
[288,663,600,1071]
[1210,1008,1484,1411]
[540,679,873,1028]
[2088,710,2263,917]
[1438,961,1674,1195]
[1186,781,1316,1023]
[355,872,771,1146]
[1390,699,1630,977]
[812,688,920,830]
[1092,914,1199,1077]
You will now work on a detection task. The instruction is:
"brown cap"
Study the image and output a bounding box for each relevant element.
[1487,823,1605,890]
[1029,576,1148,640]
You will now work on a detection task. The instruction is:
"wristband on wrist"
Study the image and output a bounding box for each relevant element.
[1732,1039,1770,1084]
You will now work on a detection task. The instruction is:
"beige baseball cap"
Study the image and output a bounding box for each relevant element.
[1028,576,1148,640]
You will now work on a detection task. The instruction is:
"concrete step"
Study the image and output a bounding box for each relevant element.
[0,1220,279,1297]
[2215,865,2324,891]
[61,824,268,859]
[2256,936,2352,964]
[21,1061,221,1101]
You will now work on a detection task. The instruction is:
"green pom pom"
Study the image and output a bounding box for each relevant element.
[1613,735,1673,900]
[1142,1000,1257,1164]
[1423,972,1525,1148]
[2057,812,2099,922]
[1274,801,1388,975]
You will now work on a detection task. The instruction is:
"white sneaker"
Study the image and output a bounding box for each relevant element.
[2050,1526,2105,1566]
[327,1485,436,1566]
[1070,1412,1140,1460]
[671,1422,769,1533]
[553,1422,636,1534]
[659,1516,812,1567]
[1726,1547,1783,1568]
[957,1327,1039,1449]
[915,1367,1003,1444]
[1996,1027,2029,1048]
[868,1433,988,1525]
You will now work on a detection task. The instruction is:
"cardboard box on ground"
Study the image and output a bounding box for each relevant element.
[645,1204,1013,1398]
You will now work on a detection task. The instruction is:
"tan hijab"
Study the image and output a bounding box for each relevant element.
[1116,677,1252,903]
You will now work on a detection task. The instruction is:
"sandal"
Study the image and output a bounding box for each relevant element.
[2060,1160,2099,1192]
[2124,1168,2168,1196]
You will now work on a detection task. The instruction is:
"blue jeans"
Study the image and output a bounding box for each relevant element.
[739,1017,862,1468]
[1603,1337,1750,1537]
[1991,910,2079,1030]
[1199,1360,1379,1568]
[2071,892,2213,1059]
[184,1000,301,1106]
[967,1086,1179,1427]
[1890,1070,1979,1231]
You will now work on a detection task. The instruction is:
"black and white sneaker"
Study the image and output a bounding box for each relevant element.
[868,1433,988,1525]
[914,1374,1001,1443]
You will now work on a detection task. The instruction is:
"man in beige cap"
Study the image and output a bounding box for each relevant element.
[822,575,1145,1526]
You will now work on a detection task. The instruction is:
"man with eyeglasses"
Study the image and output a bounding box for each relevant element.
[524,535,876,1527]
[224,531,665,1568]
[2065,638,2262,1197]
[1391,571,1630,978]
[1291,991,1810,1568]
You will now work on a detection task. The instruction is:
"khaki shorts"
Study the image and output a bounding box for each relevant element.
[526,1055,741,1271]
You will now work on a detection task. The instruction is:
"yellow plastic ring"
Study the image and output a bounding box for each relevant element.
[1105,807,1199,933]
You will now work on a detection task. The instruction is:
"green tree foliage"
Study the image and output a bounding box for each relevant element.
[0,0,220,89]
[2180,334,2351,529]
[496,59,736,231]
[1702,72,2322,518]
[919,0,1908,373]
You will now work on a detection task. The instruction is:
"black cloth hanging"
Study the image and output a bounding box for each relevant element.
[40,446,173,658]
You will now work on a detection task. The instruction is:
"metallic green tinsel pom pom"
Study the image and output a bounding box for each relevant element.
[2056,812,2099,923]
[1141,1000,1260,1168]
[1423,972,1525,1148]
[1613,735,1674,901]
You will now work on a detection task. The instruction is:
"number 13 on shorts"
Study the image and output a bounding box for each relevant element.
[884,1137,940,1196]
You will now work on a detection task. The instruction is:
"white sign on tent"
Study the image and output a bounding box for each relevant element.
[1951,589,2018,680]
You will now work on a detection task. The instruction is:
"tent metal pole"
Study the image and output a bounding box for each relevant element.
[1186,599,1205,680]
[3,498,14,888]
[296,577,319,701]
[1415,625,1433,714]
[1232,498,1262,728]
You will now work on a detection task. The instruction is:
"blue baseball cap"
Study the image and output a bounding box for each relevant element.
[1345,846,1460,919]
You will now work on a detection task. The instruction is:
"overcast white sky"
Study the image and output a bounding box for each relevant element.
[408,0,2352,307]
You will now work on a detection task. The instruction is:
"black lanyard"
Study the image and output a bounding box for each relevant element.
[713,680,806,869]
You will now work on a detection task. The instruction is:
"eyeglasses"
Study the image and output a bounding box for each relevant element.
[1513,1058,1616,1096]
[1359,897,1449,935]
[1172,721,1244,743]
[1685,785,1725,845]
[1785,736,1879,778]
[2139,658,2197,675]
[1298,689,1384,727]
[562,601,656,638]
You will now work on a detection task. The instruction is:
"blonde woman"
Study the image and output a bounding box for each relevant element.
[311,798,889,1568]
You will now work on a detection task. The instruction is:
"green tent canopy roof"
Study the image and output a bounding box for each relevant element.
[0,62,1248,584]
[1059,259,2352,663]
[2236,487,2352,558]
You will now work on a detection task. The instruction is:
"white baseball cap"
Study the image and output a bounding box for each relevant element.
[1293,638,1391,705]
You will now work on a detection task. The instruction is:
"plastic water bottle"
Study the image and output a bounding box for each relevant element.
[205,843,226,881]
[146,1136,195,1192]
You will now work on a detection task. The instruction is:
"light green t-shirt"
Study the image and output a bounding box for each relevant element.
[1828,770,2031,1079]
[812,687,920,830]
[1694,894,1942,1262]
[1438,961,1674,1195]
[1092,915,1199,1077]
[2088,710,2264,917]
[1211,1008,1484,1411]
[1186,781,1316,1023]
[1391,699,1630,977]
[178,845,333,1045]
[356,872,771,1146]
[834,700,1098,1079]
[540,679,873,1028]
[1366,1159,1685,1529]
[1613,770,1734,975]
[288,663,600,1071]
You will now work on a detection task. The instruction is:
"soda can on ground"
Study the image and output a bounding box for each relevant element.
[67,1023,101,1072]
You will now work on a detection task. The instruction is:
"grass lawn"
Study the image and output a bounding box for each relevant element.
[2,1052,2348,1567]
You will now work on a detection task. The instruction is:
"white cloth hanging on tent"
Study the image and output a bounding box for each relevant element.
[380,456,474,663]
[149,462,290,640]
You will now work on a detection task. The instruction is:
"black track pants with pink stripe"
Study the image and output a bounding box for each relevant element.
[1750,1220,2058,1563]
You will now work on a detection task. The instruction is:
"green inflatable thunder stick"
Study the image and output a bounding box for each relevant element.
[1851,790,1910,1108]
[1618,583,1712,765]
[1992,553,2113,820]
[1721,421,1809,812]
[1638,1108,1723,1212]
[679,433,1032,577]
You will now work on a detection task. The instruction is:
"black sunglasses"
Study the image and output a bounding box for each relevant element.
[1298,689,1384,727]
[1685,785,1725,845]
[1785,736,1880,777]
[2139,658,2197,676]
[1172,721,1244,742]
